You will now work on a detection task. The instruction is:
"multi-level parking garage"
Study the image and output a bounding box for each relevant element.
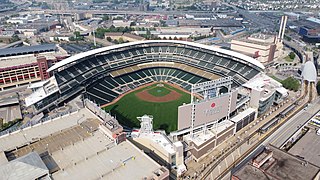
[25,40,264,113]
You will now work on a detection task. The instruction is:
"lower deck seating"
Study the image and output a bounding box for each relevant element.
[85,67,209,105]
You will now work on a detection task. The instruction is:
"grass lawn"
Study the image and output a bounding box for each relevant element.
[270,75,282,82]
[147,86,171,97]
[103,83,190,133]
[285,55,294,62]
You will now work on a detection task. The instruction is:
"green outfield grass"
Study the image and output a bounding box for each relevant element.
[103,83,190,133]
[147,86,171,97]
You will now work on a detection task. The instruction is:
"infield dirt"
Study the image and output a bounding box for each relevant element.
[135,85,182,102]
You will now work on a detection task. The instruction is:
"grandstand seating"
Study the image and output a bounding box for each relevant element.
[54,43,261,90]
[33,42,263,112]
[85,67,208,105]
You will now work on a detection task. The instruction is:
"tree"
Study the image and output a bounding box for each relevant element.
[130,21,136,27]
[102,15,109,21]
[281,77,300,91]
[159,20,167,27]
[285,36,292,41]
[74,31,81,38]
[113,16,123,20]
[95,27,107,39]
[118,37,124,44]
[289,52,296,60]
[73,31,83,41]
[10,34,20,43]
[106,36,112,42]
[124,26,130,33]
[317,81,320,95]
[69,36,75,41]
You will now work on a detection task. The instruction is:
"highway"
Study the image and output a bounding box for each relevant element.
[222,3,277,32]
[42,9,214,16]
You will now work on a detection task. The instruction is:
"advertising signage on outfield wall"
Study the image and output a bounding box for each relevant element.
[193,94,230,127]
[203,102,222,116]
[177,94,226,130]
[177,90,238,130]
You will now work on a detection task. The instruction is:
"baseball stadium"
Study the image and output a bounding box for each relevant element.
[25,40,264,132]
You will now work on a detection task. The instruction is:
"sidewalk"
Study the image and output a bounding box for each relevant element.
[183,96,296,178]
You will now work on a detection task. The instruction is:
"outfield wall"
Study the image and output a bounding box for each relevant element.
[178,91,238,130]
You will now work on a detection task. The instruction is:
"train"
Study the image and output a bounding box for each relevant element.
[280,104,296,118]
[259,104,296,134]
[259,116,281,134]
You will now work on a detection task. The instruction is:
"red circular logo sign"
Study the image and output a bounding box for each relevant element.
[211,103,216,108]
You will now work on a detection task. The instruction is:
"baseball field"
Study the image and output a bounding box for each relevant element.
[102,83,190,133]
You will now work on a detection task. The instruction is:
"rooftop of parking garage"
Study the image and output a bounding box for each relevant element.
[0,106,167,179]
[233,145,320,180]
[52,139,165,180]
[0,108,95,152]
[0,95,19,107]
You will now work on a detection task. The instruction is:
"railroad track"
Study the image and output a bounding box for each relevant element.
[200,86,312,180]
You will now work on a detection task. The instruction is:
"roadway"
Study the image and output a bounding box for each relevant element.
[222,3,277,32]
[194,87,314,179]
[183,93,296,179]
[267,99,320,147]
[43,9,213,16]
[220,98,320,180]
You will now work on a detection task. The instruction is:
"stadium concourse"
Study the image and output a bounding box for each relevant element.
[19,40,289,178]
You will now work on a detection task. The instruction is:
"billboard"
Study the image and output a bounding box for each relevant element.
[178,93,237,130]
[194,94,230,127]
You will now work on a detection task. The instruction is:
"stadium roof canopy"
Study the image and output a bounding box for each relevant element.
[302,61,317,82]
[0,44,56,57]
[47,40,265,72]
